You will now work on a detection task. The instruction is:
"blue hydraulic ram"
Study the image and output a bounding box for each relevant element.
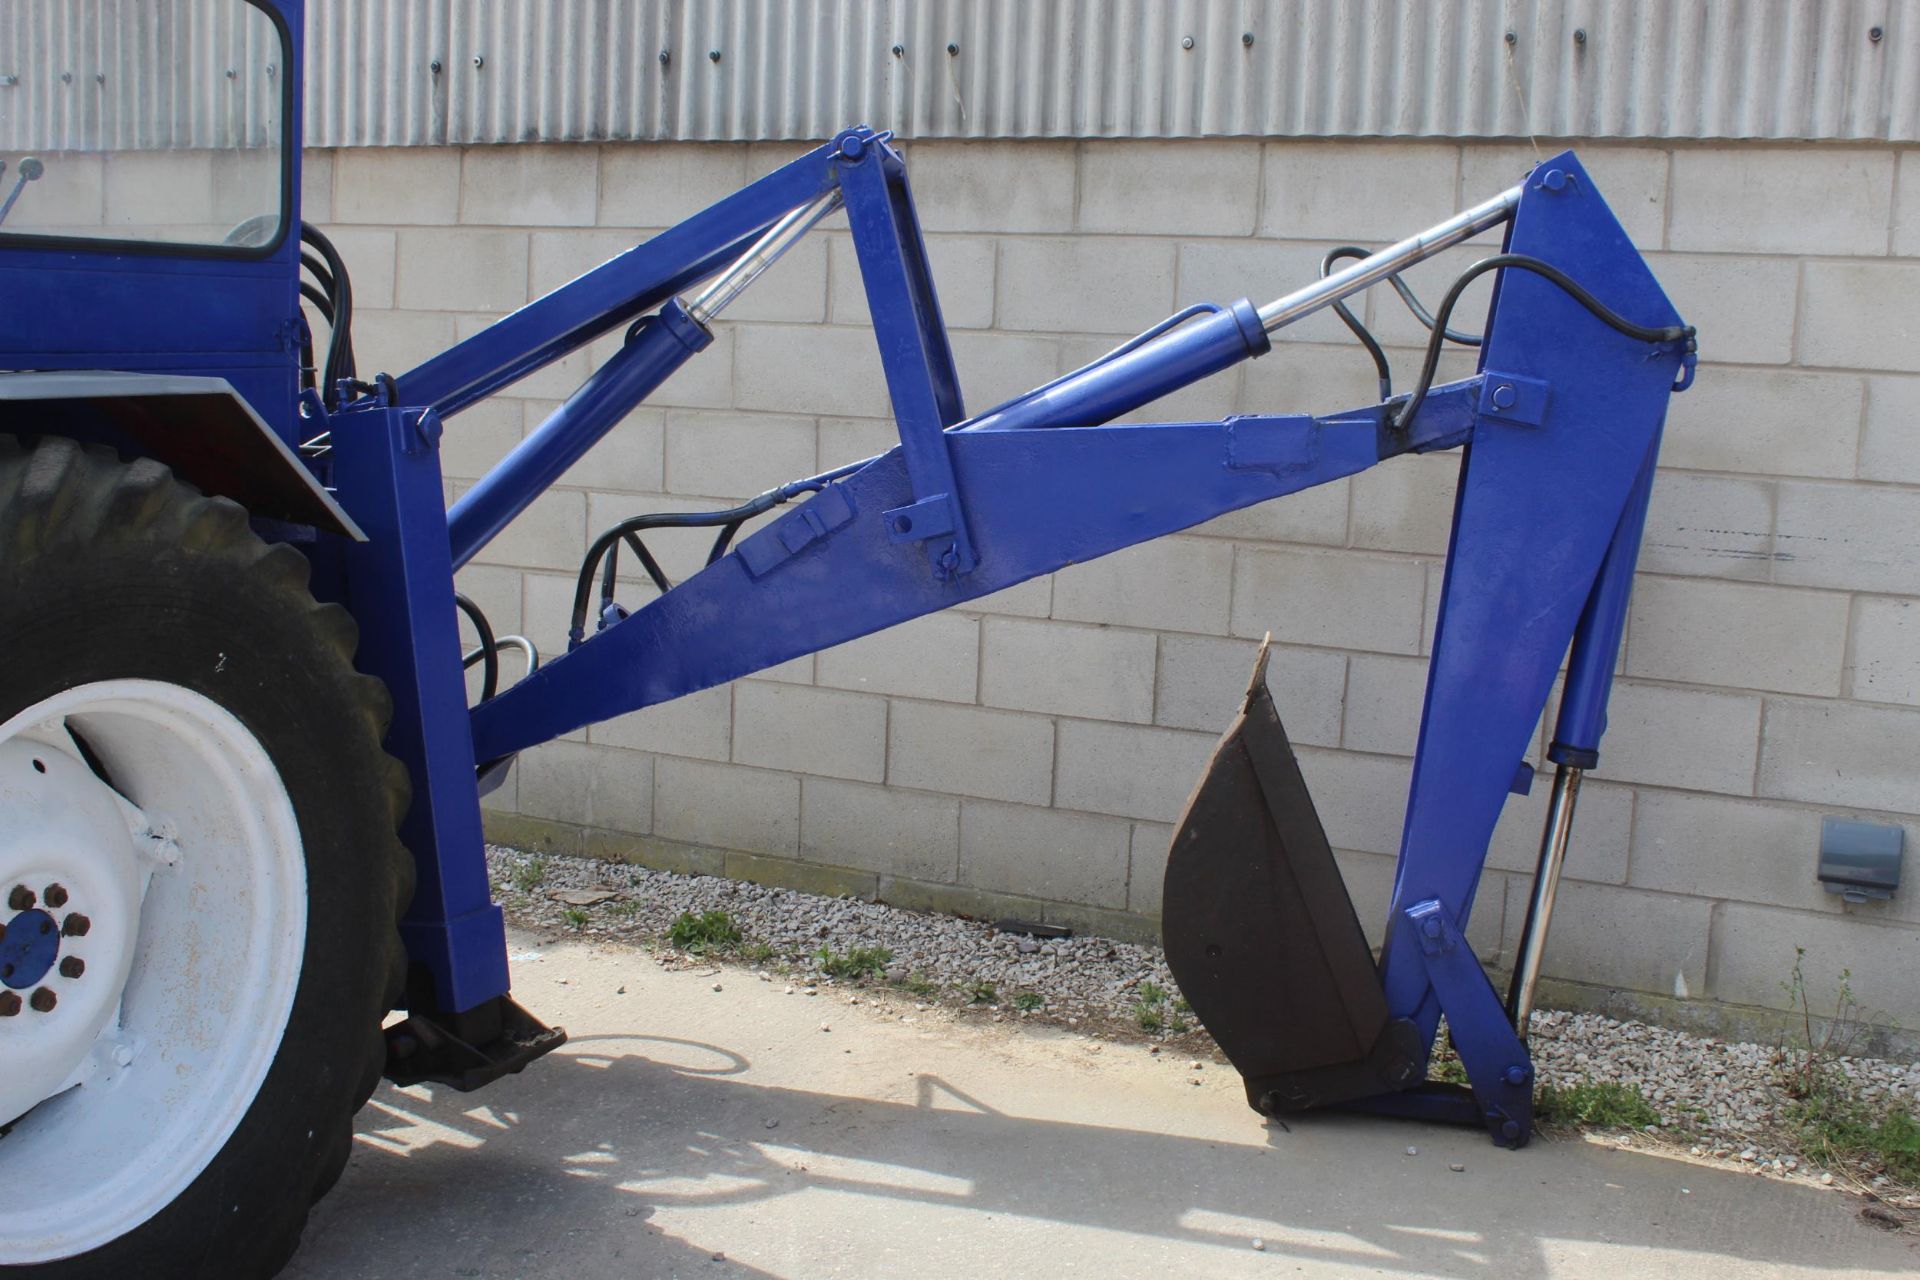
[0,3,1697,1267]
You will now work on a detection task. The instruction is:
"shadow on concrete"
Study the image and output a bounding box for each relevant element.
[285,1030,1913,1278]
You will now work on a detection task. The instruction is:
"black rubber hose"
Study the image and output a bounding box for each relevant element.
[1393,253,1696,432]
[1322,246,1394,401]
[300,223,357,405]
[454,592,499,703]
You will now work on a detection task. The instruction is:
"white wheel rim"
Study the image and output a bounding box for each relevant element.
[0,680,306,1263]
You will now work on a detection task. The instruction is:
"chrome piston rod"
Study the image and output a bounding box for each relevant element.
[1255,183,1524,335]
[684,189,844,327]
[1506,763,1584,1037]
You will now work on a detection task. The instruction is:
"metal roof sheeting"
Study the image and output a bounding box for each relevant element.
[303,0,1917,146]
[3,1,1914,151]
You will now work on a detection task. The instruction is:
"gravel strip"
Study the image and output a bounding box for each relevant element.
[490,845,1919,1207]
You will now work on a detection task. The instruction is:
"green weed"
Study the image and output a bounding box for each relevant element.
[1535,1080,1659,1129]
[815,944,892,980]
[966,979,998,1005]
[511,858,548,893]
[560,907,589,931]
[667,909,743,953]
[1012,992,1043,1012]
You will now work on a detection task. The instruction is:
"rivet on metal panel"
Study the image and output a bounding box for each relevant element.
[947,43,960,56]
[1181,35,1195,50]
[61,71,73,84]
[1573,28,1587,46]
[94,72,104,84]
[473,54,485,69]
[430,59,442,74]
[1504,30,1517,46]
[0,76,15,88]
[1242,32,1255,47]
[1870,25,1884,42]
[658,50,670,67]
[891,44,904,58]
[709,49,722,63]
[1490,383,1518,410]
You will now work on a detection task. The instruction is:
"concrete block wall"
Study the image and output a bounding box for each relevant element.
[302,136,1920,1028]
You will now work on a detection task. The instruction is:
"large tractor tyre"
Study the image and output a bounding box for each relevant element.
[0,437,412,1278]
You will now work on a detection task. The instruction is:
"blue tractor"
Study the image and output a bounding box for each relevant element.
[0,3,1693,1274]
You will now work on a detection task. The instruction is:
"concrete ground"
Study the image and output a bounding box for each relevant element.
[287,933,1919,1280]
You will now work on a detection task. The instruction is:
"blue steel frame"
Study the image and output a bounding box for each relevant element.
[0,0,1694,1144]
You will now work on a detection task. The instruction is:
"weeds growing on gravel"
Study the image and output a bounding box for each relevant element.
[560,907,589,931]
[896,972,940,998]
[966,979,998,1005]
[742,942,775,964]
[1013,992,1043,1011]
[816,944,892,980]
[511,858,548,893]
[667,909,743,953]
[1775,949,1916,1180]
[1535,1080,1660,1129]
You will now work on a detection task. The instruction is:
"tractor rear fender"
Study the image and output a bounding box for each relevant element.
[0,370,363,539]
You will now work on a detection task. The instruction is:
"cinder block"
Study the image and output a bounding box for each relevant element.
[437,397,524,482]
[319,228,396,310]
[1851,598,1920,706]
[1711,903,1920,1027]
[1800,261,1920,373]
[395,229,529,313]
[1196,475,1351,547]
[1639,472,1775,581]
[345,310,458,376]
[1592,681,1761,795]
[888,702,1054,805]
[980,618,1157,724]
[1630,791,1825,909]
[470,488,583,572]
[1262,141,1459,242]
[1128,821,1175,916]
[948,331,1067,413]
[1506,881,1710,997]
[959,800,1132,908]
[664,411,816,499]
[800,778,958,881]
[1669,149,1895,256]
[962,576,1054,619]
[453,563,523,636]
[816,612,979,704]
[876,875,1041,926]
[462,144,598,227]
[899,140,1077,233]
[1488,777,1632,886]
[1643,253,1797,366]
[1079,140,1259,236]
[528,229,656,297]
[1860,374,1920,484]
[1776,481,1920,594]
[1461,144,1668,247]
[301,150,334,224]
[828,234,997,329]
[1051,537,1233,636]
[332,147,461,224]
[590,683,732,761]
[1659,367,1862,480]
[598,143,749,228]
[732,682,887,783]
[724,850,877,900]
[1350,454,1459,555]
[757,654,814,685]
[1342,654,1429,757]
[518,571,582,664]
[1054,720,1220,823]
[1297,747,1412,857]
[995,237,1177,335]
[1238,342,1398,417]
[1758,696,1920,812]
[1156,636,1345,748]
[1897,149,1920,256]
[817,417,899,470]
[552,404,666,494]
[1232,547,1427,655]
[733,324,889,418]
[653,757,799,855]
[1626,577,1849,696]
[516,740,653,835]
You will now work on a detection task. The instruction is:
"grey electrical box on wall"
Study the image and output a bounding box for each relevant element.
[1818,818,1905,904]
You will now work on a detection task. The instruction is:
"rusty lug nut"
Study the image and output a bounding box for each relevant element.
[62,912,90,937]
[0,992,20,1017]
[7,884,34,911]
[29,987,56,1013]
[59,956,84,979]
[43,883,68,909]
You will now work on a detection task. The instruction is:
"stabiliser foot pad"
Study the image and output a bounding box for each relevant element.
[1162,639,1420,1113]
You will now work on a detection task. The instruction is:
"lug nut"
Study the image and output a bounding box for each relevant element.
[0,992,19,1017]
[29,987,56,1013]
[62,912,90,937]
[59,956,84,979]
[43,883,68,909]
[8,884,34,911]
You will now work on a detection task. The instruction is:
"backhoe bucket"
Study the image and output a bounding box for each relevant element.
[1162,641,1421,1114]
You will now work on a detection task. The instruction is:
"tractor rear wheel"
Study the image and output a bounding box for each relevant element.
[0,437,412,1278]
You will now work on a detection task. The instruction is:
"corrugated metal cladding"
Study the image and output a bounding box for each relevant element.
[308,0,1917,146]
[0,1,1913,149]
[0,1,282,152]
